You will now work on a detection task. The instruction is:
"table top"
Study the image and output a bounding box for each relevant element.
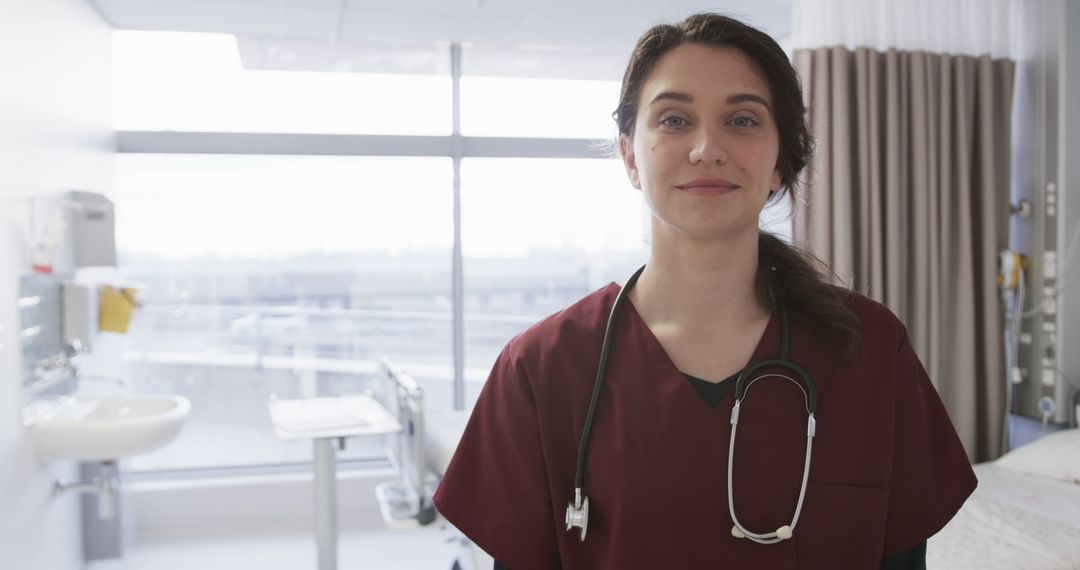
[268,395,403,440]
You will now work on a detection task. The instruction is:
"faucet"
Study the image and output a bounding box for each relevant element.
[63,338,84,358]
[34,353,72,376]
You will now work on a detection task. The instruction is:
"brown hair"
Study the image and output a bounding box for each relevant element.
[616,13,859,346]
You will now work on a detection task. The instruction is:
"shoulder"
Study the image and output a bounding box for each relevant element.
[833,286,909,352]
[503,282,619,367]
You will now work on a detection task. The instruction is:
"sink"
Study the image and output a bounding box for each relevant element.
[25,394,191,461]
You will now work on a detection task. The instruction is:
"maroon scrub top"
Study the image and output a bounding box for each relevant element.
[433,284,977,569]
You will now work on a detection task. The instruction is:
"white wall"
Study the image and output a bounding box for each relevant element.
[0,0,114,568]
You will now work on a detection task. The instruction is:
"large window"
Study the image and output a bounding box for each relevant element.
[112,154,452,471]
[461,158,647,406]
[460,77,620,139]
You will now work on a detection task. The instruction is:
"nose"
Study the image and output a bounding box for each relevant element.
[687,125,728,165]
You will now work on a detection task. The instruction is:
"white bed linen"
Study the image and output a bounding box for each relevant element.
[426,409,471,476]
[928,463,1080,569]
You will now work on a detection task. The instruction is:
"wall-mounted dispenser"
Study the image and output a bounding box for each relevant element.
[68,191,116,269]
[28,191,116,275]
[62,282,98,353]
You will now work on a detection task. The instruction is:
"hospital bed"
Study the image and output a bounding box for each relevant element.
[376,356,437,528]
[928,428,1080,569]
[379,358,493,570]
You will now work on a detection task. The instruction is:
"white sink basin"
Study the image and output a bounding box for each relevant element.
[25,394,191,461]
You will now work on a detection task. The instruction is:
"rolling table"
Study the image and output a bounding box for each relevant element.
[268,395,402,570]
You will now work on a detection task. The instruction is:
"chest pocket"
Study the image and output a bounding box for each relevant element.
[795,482,889,569]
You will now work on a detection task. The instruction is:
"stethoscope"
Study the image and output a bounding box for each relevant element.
[565,264,818,544]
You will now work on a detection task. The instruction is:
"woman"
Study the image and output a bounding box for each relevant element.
[433,13,975,569]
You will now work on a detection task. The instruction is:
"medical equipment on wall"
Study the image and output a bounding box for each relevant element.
[565,265,818,545]
[1006,19,1079,426]
[999,250,1028,452]
[998,242,1080,443]
[28,192,117,274]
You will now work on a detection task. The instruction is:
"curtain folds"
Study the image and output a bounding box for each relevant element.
[792,47,1014,461]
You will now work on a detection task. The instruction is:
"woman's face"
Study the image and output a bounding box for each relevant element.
[620,44,781,243]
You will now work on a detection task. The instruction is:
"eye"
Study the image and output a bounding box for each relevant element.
[729,115,760,129]
[659,114,690,129]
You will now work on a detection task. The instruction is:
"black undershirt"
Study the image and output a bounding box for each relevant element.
[683,370,738,407]
[491,372,926,570]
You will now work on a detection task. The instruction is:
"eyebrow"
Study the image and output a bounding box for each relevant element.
[648,91,772,111]
[726,93,772,110]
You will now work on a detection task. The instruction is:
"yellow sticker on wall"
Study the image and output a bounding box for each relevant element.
[99,286,134,334]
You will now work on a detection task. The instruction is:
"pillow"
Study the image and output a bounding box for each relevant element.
[994,428,1080,483]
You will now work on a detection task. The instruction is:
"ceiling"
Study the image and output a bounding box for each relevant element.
[90,0,793,48]
[89,0,793,79]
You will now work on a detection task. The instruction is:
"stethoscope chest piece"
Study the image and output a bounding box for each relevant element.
[565,489,589,541]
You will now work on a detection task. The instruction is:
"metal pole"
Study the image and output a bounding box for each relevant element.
[314,438,338,570]
[451,42,466,411]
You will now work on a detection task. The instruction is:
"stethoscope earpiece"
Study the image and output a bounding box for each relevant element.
[731,524,794,541]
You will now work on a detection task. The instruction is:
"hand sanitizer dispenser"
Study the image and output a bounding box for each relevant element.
[68,191,117,269]
[62,283,98,352]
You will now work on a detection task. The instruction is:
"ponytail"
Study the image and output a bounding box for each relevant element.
[755,231,859,355]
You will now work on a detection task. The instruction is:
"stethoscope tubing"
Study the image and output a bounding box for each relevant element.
[573,264,645,492]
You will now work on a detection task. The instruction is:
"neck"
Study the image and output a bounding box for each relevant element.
[629,225,767,333]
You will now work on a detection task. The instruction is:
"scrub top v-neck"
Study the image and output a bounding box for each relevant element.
[620,294,778,416]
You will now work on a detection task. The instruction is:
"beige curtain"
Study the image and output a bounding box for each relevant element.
[792,47,1014,462]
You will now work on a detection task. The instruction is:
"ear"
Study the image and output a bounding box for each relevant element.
[771,168,782,193]
[619,134,641,190]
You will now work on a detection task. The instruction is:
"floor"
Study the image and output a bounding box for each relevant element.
[85,526,477,570]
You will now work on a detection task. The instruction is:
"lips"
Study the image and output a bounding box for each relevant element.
[675,178,741,196]
[676,178,741,190]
